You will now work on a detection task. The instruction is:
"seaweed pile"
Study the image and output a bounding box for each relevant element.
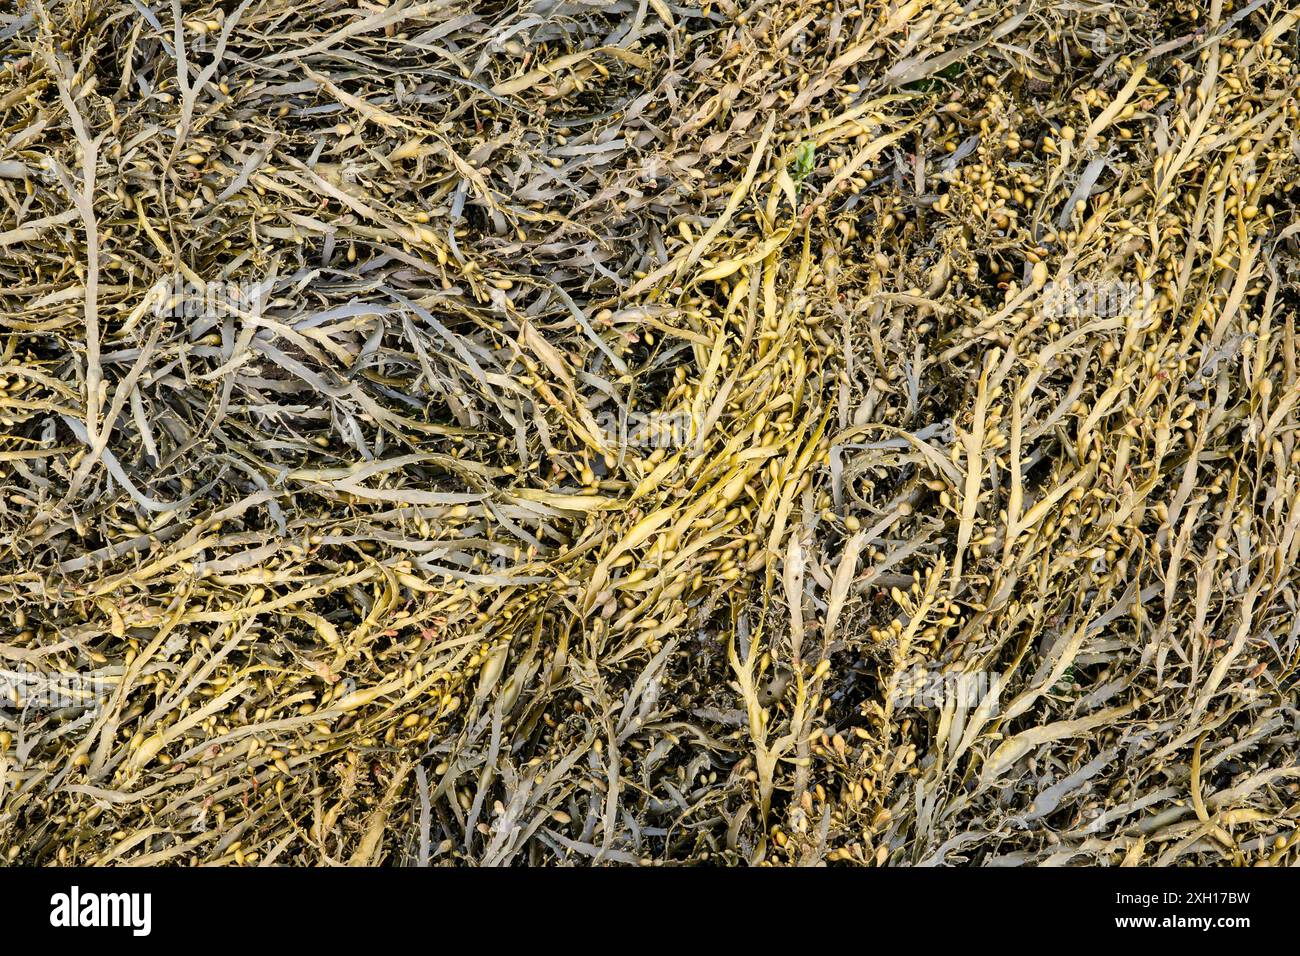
[1,0,1299,866]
